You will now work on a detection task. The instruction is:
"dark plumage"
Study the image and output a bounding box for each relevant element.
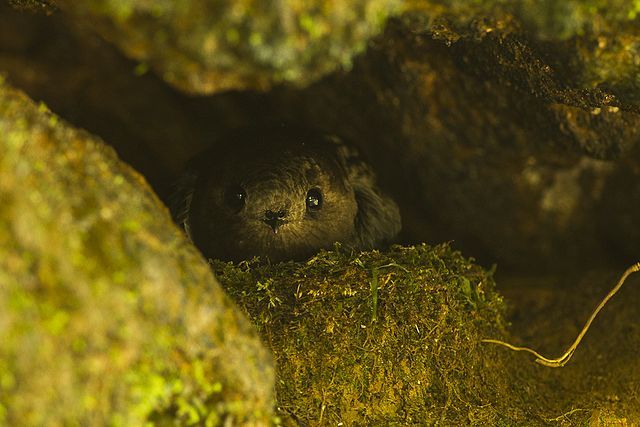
[170,125,401,262]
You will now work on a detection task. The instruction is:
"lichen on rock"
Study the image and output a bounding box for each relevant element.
[2,1,640,424]
[56,0,401,94]
[0,79,274,426]
[7,0,56,14]
[406,0,640,107]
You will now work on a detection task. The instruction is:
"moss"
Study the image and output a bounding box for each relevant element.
[212,243,532,424]
[0,80,274,425]
[211,246,640,424]
[402,1,640,107]
[57,0,401,94]
[514,0,640,39]
[8,0,56,13]
[404,0,640,38]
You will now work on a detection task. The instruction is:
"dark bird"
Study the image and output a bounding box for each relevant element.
[170,125,401,262]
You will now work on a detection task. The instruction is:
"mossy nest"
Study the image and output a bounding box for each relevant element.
[213,243,527,425]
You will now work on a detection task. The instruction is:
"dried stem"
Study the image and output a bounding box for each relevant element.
[483,262,640,368]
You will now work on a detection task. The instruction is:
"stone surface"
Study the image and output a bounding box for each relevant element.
[2,3,639,272]
[0,2,209,189]
[1,1,640,424]
[8,0,56,13]
[56,0,400,94]
[0,79,274,426]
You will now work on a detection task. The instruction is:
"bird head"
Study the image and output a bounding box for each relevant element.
[186,127,359,262]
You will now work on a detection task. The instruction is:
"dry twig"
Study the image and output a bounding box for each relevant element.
[483,262,640,367]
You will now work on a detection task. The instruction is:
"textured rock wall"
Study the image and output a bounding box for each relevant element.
[0,79,274,425]
[2,2,638,272]
[2,0,640,425]
[56,0,400,94]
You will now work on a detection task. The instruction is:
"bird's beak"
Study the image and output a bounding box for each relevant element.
[263,218,287,234]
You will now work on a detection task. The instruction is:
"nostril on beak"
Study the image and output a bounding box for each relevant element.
[263,209,288,233]
[265,209,287,220]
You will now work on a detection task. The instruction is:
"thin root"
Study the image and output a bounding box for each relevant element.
[482,262,640,368]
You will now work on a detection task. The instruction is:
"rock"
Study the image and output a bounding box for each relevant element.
[56,0,400,94]
[401,0,640,111]
[0,1,211,190]
[8,0,56,14]
[1,2,640,422]
[0,79,274,426]
[1,3,639,271]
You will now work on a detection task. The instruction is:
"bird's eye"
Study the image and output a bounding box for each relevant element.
[306,188,323,211]
[224,185,246,213]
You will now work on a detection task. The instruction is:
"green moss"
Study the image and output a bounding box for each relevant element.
[514,0,640,39]
[0,81,274,425]
[212,243,528,424]
[402,1,640,106]
[210,246,640,424]
[58,0,401,94]
[404,0,640,36]
[7,0,56,13]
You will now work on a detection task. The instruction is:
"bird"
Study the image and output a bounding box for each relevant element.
[170,125,401,262]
